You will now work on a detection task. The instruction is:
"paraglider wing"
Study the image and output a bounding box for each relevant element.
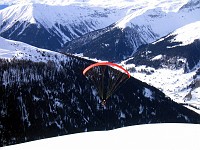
[83,62,130,103]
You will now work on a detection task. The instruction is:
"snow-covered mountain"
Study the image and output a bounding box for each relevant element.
[62,0,200,62]
[123,20,200,113]
[1,0,197,54]
[1,37,200,147]
[0,3,126,50]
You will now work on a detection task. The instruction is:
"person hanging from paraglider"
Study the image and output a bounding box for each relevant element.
[83,62,130,106]
[101,99,106,106]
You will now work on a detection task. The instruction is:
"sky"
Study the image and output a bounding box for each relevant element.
[1,123,200,150]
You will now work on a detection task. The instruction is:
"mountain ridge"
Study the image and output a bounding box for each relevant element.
[1,0,197,52]
[61,0,200,62]
[0,3,126,50]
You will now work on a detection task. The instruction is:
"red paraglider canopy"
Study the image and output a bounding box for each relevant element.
[83,62,131,78]
[83,62,130,104]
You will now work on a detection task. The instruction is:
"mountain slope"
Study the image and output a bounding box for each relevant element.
[1,37,200,146]
[61,20,159,62]
[0,3,126,50]
[61,26,142,62]
[124,21,200,71]
[62,0,200,62]
[0,36,69,62]
[123,21,200,113]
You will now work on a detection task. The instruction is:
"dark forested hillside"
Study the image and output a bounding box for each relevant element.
[61,26,157,62]
[0,57,200,147]
[125,37,200,70]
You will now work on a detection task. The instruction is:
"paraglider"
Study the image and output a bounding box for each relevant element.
[83,62,130,105]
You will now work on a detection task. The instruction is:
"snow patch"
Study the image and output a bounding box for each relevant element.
[143,87,154,101]
[119,111,126,119]
[169,21,200,47]
[151,54,162,61]
[139,104,144,114]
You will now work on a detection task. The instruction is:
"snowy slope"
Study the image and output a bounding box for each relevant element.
[0,36,68,62]
[0,3,126,49]
[2,123,200,150]
[164,21,200,47]
[115,0,200,46]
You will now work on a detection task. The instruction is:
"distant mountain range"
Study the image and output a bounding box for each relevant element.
[1,0,199,55]
[0,3,126,50]
[61,0,200,62]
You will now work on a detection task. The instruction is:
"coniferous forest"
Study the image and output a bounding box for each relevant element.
[0,58,200,146]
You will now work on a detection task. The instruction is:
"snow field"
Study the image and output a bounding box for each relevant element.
[2,123,200,150]
[131,65,200,114]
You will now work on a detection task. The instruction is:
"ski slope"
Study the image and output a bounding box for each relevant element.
[2,123,200,150]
